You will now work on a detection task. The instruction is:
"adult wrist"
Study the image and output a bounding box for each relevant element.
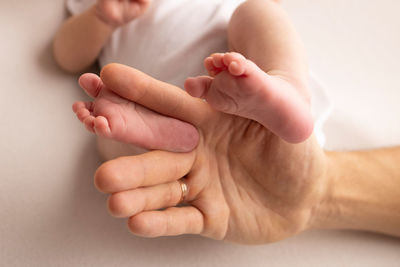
[310,151,346,230]
[311,149,400,237]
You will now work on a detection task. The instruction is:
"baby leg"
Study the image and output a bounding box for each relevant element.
[73,73,199,153]
[185,0,313,143]
[228,0,310,98]
[185,52,312,143]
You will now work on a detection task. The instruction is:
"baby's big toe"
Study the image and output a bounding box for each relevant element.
[184,76,213,98]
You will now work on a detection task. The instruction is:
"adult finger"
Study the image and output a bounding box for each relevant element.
[107,179,186,218]
[100,63,215,125]
[128,206,204,237]
[94,150,195,193]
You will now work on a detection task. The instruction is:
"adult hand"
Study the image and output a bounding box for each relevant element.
[90,64,329,244]
[95,0,151,27]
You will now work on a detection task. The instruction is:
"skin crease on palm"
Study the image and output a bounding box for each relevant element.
[87,64,328,244]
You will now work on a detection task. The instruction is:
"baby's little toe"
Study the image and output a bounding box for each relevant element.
[72,102,81,113]
[204,57,219,76]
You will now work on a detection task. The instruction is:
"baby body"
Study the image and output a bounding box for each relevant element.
[55,0,314,152]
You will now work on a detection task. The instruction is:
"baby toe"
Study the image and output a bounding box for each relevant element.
[72,101,86,113]
[210,53,225,68]
[79,73,103,98]
[184,76,212,98]
[204,57,220,76]
[228,61,246,76]
[223,52,248,76]
[223,52,246,64]
[93,116,111,137]
[83,116,95,133]
[76,108,91,122]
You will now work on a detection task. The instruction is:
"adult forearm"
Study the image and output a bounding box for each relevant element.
[53,6,114,73]
[315,147,400,237]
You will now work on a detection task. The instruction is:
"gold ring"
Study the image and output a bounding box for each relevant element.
[178,179,188,203]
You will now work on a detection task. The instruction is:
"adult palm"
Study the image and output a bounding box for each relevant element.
[91,64,328,244]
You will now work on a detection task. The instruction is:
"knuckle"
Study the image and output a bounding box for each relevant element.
[166,182,180,205]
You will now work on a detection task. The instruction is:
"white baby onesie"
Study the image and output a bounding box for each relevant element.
[66,0,332,146]
[68,0,246,88]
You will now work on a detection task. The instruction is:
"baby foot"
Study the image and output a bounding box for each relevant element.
[184,52,313,143]
[73,73,199,152]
